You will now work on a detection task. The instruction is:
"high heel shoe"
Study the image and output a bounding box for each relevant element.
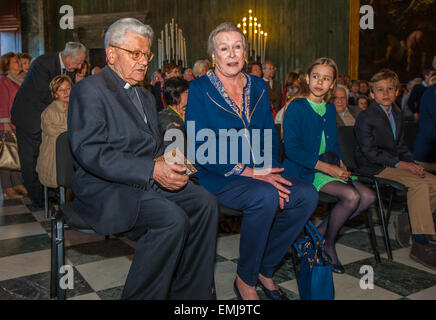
[233,280,242,300]
[326,253,345,274]
[257,281,289,300]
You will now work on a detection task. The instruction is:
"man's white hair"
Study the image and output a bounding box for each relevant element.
[335,84,349,101]
[61,42,86,58]
[104,18,154,49]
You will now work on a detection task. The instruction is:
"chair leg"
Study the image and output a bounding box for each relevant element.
[374,181,393,261]
[44,186,49,219]
[385,190,394,226]
[56,218,66,300]
[50,216,57,299]
[366,207,381,263]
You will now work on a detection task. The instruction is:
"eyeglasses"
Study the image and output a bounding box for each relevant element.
[111,45,154,62]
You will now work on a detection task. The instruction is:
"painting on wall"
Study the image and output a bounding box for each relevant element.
[358,0,436,82]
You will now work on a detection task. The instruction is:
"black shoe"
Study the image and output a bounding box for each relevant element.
[257,281,289,300]
[326,253,345,274]
[233,280,242,300]
[329,262,345,274]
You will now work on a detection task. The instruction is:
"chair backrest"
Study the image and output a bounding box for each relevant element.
[402,121,418,153]
[55,132,75,188]
[337,126,357,171]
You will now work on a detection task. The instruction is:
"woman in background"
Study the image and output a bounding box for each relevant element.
[17,53,32,80]
[36,75,73,188]
[0,52,28,199]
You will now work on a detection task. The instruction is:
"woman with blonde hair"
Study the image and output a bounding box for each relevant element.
[186,22,318,300]
[36,75,73,188]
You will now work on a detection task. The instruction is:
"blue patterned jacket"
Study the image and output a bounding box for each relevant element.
[185,70,279,194]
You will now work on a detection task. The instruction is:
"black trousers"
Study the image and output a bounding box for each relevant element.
[121,181,219,300]
[15,127,43,204]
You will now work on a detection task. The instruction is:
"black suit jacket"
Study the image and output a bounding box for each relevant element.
[11,52,74,134]
[68,66,164,235]
[354,101,413,176]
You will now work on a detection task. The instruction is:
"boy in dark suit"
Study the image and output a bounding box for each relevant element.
[355,69,436,270]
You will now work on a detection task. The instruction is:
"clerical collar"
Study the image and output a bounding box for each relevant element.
[108,66,134,90]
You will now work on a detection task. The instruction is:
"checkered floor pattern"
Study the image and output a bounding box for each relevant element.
[1,195,436,300]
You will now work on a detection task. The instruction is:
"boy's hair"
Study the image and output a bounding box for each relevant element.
[369,69,400,93]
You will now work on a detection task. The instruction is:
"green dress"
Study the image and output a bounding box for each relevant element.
[307,98,354,191]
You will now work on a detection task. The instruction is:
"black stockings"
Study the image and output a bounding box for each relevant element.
[317,181,375,264]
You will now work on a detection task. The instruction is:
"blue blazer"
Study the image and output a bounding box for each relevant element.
[185,71,279,194]
[414,84,436,162]
[282,98,343,183]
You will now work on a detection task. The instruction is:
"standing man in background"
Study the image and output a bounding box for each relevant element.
[263,61,282,119]
[11,42,86,210]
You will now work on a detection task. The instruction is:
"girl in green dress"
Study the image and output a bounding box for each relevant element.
[282,58,376,273]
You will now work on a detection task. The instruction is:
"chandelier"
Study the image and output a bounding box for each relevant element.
[237,9,268,64]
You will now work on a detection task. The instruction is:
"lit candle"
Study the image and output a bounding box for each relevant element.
[175,24,178,62]
[180,35,184,66]
[184,38,187,68]
[165,24,169,61]
[263,33,267,63]
[260,31,264,63]
[179,30,182,63]
[160,30,164,64]
[254,29,258,60]
[171,18,176,61]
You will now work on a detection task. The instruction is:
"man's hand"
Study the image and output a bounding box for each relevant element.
[242,167,292,209]
[397,161,425,178]
[414,112,419,122]
[153,161,189,191]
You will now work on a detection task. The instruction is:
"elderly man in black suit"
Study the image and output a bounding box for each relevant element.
[68,18,218,300]
[11,42,86,210]
[333,85,362,127]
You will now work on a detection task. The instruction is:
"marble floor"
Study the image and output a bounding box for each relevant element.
[1,194,436,300]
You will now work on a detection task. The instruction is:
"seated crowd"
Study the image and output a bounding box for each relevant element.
[1,17,436,300]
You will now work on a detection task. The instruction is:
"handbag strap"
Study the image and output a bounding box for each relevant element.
[293,220,326,256]
[305,220,325,249]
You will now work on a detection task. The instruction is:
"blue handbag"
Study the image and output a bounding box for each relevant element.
[293,220,334,300]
